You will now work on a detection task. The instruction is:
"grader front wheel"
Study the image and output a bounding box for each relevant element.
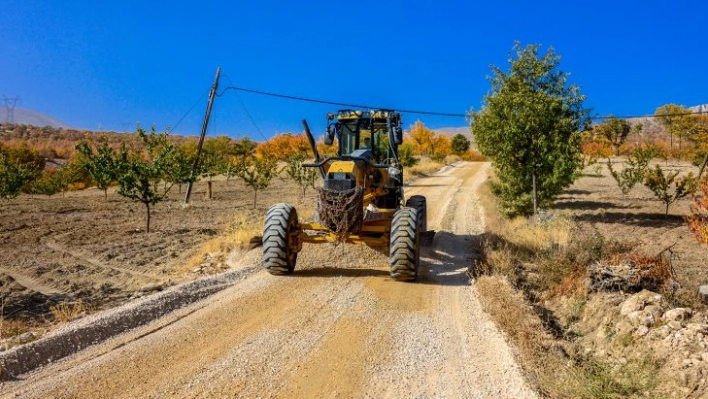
[389,207,421,281]
[406,195,427,232]
[263,203,300,275]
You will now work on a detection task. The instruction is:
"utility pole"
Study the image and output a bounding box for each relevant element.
[184,67,221,205]
[3,96,20,123]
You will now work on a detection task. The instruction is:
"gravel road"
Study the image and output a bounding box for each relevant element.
[0,161,537,398]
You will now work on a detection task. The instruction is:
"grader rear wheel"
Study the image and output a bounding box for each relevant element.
[389,207,421,282]
[263,203,300,275]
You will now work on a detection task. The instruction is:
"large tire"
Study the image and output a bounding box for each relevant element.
[389,207,421,281]
[406,195,427,232]
[263,203,299,275]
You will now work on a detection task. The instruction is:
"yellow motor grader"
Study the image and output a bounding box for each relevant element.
[262,109,428,281]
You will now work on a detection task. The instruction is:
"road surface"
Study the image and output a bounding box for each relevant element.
[2,161,536,398]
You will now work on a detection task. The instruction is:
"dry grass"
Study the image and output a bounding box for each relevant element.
[474,179,665,398]
[403,159,443,182]
[178,188,318,276]
[50,300,89,323]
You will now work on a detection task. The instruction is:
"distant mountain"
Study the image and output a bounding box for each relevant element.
[689,104,708,114]
[3,107,72,129]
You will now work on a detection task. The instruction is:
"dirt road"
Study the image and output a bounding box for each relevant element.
[1,162,536,398]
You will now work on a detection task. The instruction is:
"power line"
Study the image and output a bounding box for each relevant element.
[221,75,268,141]
[170,89,210,132]
[217,84,708,127]
[218,86,467,118]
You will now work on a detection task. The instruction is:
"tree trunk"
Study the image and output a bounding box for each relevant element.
[178,183,182,194]
[614,144,620,157]
[532,169,539,218]
[699,153,708,179]
[253,190,258,209]
[104,189,108,200]
[207,181,213,199]
[145,202,151,233]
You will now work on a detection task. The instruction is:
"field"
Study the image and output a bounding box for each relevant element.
[0,177,311,331]
[556,160,707,292]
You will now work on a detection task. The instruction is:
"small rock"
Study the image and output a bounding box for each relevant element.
[663,308,692,322]
[686,323,708,334]
[668,320,684,330]
[699,285,708,298]
[13,332,37,344]
[620,290,663,315]
[649,325,672,340]
[140,283,164,292]
[634,325,650,337]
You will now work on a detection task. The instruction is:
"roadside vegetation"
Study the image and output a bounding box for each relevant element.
[469,42,708,398]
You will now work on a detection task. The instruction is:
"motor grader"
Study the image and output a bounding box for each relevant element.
[262,109,428,281]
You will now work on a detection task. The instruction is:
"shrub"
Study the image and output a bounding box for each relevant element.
[643,165,697,216]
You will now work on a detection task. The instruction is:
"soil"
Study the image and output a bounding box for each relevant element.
[0,178,300,327]
[0,162,537,398]
[553,160,708,292]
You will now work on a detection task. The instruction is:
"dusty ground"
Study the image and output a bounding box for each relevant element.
[0,162,538,398]
[0,178,306,329]
[553,160,708,292]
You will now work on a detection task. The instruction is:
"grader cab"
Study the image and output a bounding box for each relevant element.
[262,110,428,281]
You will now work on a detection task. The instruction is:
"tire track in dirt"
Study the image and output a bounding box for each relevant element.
[41,237,162,281]
[1,162,536,398]
[0,267,65,296]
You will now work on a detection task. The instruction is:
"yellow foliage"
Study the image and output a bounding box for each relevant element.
[255,133,311,161]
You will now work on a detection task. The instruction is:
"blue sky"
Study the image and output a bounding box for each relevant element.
[1,1,706,139]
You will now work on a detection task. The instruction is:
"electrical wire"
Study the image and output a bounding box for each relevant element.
[218,84,706,123]
[222,75,269,141]
[170,89,210,132]
[218,86,467,118]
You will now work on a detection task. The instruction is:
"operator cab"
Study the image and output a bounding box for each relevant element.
[324,109,403,165]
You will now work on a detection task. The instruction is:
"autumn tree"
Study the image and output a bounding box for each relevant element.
[406,121,436,156]
[256,133,310,161]
[595,117,631,156]
[687,178,708,244]
[115,127,177,233]
[76,141,118,199]
[655,104,691,154]
[469,42,590,217]
[451,134,471,156]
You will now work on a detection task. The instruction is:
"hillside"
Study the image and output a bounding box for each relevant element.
[3,108,72,129]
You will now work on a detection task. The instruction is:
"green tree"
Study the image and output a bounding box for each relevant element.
[168,144,197,194]
[0,144,44,199]
[469,42,590,217]
[451,134,471,156]
[236,156,279,208]
[115,127,177,233]
[199,136,233,199]
[596,117,631,156]
[643,166,697,216]
[76,141,118,199]
[24,168,64,197]
[283,153,318,198]
[398,142,418,167]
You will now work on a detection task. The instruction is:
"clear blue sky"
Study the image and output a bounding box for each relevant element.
[1,0,706,140]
